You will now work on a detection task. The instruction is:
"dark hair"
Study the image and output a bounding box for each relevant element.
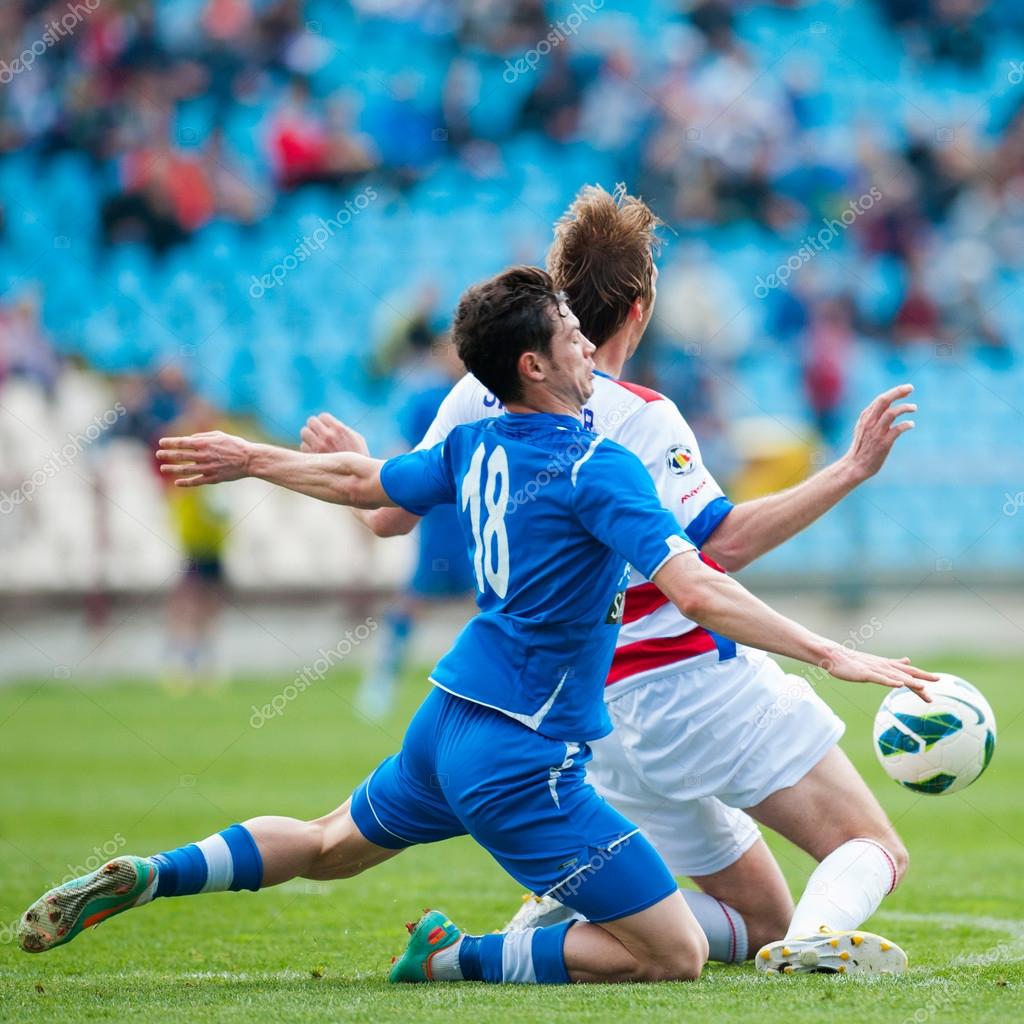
[547,183,662,348]
[453,265,566,403]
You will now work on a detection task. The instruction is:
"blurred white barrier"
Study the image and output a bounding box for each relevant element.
[0,372,415,593]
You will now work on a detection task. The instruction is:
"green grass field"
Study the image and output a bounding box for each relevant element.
[1,654,1021,1022]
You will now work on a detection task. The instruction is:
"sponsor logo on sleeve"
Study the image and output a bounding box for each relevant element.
[666,444,696,476]
[679,478,708,504]
[605,590,626,624]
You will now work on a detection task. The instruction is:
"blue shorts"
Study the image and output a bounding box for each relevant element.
[350,687,678,923]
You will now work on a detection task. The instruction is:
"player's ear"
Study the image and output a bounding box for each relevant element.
[518,349,546,384]
[629,296,645,322]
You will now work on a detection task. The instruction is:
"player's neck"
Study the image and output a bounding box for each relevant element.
[593,326,636,380]
[504,399,581,419]
[505,386,582,419]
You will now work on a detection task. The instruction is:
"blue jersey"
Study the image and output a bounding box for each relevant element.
[380,411,694,741]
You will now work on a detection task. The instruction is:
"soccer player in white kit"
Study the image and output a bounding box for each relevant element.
[301,186,921,975]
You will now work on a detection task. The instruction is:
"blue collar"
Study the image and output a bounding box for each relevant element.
[500,411,586,433]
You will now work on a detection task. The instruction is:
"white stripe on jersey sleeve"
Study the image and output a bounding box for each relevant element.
[570,436,604,487]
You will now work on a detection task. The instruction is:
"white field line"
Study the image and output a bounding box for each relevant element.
[878,910,1024,964]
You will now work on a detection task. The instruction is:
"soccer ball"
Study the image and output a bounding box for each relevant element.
[872,674,996,795]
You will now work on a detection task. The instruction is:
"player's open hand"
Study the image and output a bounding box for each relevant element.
[820,646,938,700]
[300,413,370,456]
[844,383,917,481]
[156,431,253,486]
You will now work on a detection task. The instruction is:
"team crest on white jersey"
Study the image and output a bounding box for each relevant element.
[666,445,695,476]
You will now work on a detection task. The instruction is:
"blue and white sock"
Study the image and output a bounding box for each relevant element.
[431,922,574,984]
[150,823,263,899]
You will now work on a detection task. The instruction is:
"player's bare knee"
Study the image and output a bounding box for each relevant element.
[640,948,704,982]
[648,932,707,981]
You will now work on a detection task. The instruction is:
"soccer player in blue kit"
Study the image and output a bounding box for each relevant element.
[20,267,935,986]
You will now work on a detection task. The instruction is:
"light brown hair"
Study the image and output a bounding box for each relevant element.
[546,183,663,348]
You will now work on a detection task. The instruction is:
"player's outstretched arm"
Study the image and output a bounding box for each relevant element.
[299,412,420,536]
[702,384,917,571]
[156,431,393,509]
[653,550,937,696]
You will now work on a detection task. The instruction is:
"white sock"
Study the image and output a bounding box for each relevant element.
[785,838,898,938]
[428,935,465,980]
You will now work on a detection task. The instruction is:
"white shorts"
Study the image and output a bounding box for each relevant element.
[587,650,846,877]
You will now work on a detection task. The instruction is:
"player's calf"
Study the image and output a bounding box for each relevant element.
[689,839,796,960]
[590,889,708,982]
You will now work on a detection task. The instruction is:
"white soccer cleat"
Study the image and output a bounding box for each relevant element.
[503,893,579,932]
[756,928,908,976]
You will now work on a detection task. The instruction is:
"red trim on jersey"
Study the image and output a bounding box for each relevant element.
[606,628,717,686]
[699,551,727,574]
[610,378,665,404]
[621,554,724,626]
[621,582,670,624]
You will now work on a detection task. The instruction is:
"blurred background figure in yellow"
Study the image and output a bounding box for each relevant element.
[163,396,231,688]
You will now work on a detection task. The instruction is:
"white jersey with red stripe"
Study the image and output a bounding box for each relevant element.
[417,369,745,690]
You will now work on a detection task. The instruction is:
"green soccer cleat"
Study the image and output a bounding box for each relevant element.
[388,909,462,983]
[18,856,157,954]
[756,927,908,976]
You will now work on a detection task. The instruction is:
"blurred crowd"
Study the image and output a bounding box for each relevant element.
[2,0,1024,450]
[4,0,1024,605]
